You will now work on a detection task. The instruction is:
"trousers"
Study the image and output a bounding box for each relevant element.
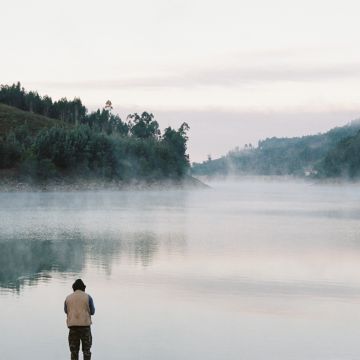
[68,326,92,360]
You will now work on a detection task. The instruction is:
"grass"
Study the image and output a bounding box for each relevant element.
[0,103,62,137]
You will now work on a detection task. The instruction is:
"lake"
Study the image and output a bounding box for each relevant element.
[1,179,360,360]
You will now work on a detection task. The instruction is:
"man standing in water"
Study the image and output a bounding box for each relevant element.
[64,279,95,360]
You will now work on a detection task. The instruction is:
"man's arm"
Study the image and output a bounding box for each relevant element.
[88,295,95,315]
[64,300,67,314]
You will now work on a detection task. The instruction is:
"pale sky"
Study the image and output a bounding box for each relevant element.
[2,0,360,161]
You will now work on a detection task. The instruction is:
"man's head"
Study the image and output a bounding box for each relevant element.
[72,279,86,292]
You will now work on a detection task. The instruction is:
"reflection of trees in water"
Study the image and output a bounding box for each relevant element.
[0,231,185,291]
[0,237,85,290]
[86,232,159,273]
[130,232,159,267]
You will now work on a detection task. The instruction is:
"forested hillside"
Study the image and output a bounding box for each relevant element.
[0,103,61,136]
[318,130,360,178]
[192,121,360,179]
[0,83,190,182]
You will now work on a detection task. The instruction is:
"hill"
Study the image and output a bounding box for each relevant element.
[318,129,360,178]
[0,103,62,137]
[192,120,360,179]
[0,83,191,184]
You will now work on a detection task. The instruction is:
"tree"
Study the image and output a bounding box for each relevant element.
[128,112,160,139]
[162,122,190,176]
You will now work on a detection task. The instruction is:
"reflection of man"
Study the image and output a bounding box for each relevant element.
[64,279,95,360]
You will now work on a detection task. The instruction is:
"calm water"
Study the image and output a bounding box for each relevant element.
[1,179,360,359]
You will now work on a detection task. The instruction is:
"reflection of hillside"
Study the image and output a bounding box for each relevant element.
[0,238,85,290]
[0,231,185,291]
[86,232,159,272]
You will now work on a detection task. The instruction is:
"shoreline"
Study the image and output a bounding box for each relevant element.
[3,173,360,192]
[0,175,209,192]
[192,174,360,185]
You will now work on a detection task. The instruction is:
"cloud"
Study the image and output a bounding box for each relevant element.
[192,63,360,85]
[33,62,360,90]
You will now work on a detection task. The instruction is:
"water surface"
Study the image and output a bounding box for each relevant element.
[1,179,360,359]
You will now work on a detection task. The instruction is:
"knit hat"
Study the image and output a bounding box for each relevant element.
[72,279,86,291]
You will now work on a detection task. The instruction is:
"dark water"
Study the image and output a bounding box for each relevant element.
[1,179,360,359]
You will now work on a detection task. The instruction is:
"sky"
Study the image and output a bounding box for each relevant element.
[2,0,360,161]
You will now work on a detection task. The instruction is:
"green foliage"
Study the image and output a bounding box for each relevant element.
[0,82,128,134]
[0,83,191,182]
[0,136,21,168]
[127,112,160,139]
[84,109,129,135]
[0,83,85,124]
[33,126,117,177]
[36,159,58,179]
[0,116,190,181]
[0,103,60,138]
[162,122,190,176]
[192,121,360,178]
[317,130,360,178]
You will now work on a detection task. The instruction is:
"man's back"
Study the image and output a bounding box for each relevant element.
[65,290,93,327]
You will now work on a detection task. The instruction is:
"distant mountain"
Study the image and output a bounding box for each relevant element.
[191,120,360,179]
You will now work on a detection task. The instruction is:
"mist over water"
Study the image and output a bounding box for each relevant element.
[1,180,360,359]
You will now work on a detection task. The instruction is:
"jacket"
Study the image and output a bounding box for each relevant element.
[64,290,95,327]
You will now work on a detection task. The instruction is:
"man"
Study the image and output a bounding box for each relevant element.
[64,279,95,360]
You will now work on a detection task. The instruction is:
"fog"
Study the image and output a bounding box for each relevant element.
[1,180,360,359]
[0,178,360,360]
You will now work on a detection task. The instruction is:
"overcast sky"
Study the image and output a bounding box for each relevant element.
[2,0,360,161]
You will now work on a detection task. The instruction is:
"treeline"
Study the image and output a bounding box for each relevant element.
[192,121,360,179]
[0,82,130,135]
[0,83,190,181]
[0,82,86,124]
